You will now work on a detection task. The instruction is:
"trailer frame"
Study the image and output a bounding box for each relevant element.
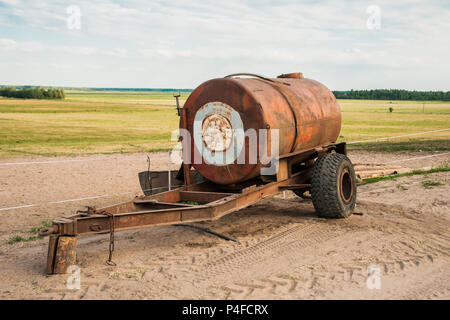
[41,142,346,274]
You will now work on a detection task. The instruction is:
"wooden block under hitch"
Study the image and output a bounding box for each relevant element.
[46,235,77,275]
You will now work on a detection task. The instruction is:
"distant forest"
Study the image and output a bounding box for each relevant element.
[0,87,65,99]
[332,89,450,101]
[1,85,449,101]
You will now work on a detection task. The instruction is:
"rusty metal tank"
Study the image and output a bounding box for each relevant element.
[181,73,341,185]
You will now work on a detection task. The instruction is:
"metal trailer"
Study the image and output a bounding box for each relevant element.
[40,73,357,274]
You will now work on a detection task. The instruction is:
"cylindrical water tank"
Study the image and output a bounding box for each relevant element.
[181,73,341,184]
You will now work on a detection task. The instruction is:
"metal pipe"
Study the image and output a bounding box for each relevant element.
[168,151,171,191]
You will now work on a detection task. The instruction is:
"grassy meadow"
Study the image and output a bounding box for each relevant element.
[338,99,449,152]
[0,90,449,158]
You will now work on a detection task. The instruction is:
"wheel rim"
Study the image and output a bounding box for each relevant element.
[340,168,354,204]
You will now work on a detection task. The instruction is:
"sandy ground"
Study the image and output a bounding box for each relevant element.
[0,150,448,299]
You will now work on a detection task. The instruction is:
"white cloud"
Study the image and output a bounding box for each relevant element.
[0,38,42,52]
[0,0,449,89]
[0,0,20,6]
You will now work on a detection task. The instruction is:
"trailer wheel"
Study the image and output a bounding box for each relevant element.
[311,152,356,218]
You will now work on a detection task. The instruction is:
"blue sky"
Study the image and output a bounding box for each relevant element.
[0,0,449,90]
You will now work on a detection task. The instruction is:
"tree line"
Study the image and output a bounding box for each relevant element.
[0,87,65,99]
[332,89,450,101]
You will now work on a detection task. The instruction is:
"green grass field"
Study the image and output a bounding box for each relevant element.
[0,91,449,158]
[338,99,449,152]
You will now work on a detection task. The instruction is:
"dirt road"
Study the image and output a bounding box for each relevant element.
[0,150,448,299]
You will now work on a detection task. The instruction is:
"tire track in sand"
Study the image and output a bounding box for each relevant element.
[193,221,346,282]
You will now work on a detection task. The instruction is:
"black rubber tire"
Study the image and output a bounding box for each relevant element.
[311,152,357,218]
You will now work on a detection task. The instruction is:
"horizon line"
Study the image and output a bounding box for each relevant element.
[1,85,449,93]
